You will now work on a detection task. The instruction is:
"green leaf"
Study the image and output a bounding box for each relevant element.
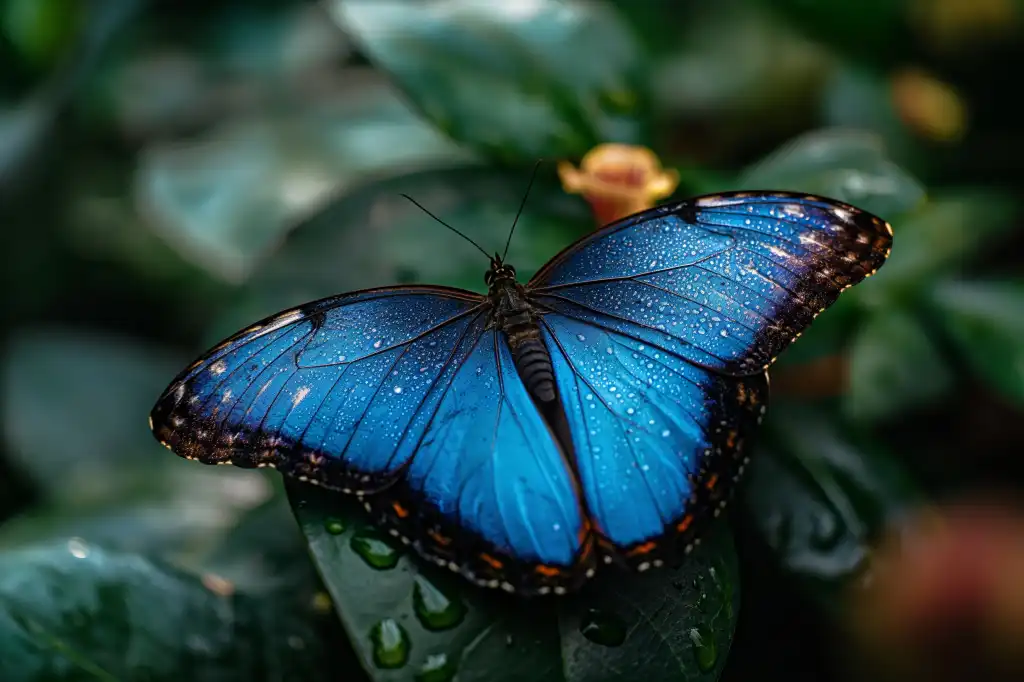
[0,328,262,501]
[854,190,1019,308]
[289,484,738,682]
[844,308,954,422]
[739,128,925,220]
[210,166,591,343]
[742,403,924,603]
[0,540,343,682]
[328,0,650,162]
[0,327,275,562]
[136,72,476,283]
[929,279,1024,406]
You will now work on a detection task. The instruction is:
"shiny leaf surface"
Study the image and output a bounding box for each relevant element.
[930,279,1024,406]
[289,483,739,682]
[845,309,954,422]
[328,0,650,162]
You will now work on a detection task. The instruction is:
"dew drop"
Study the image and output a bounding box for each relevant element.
[373,340,382,349]
[413,575,466,631]
[370,618,409,669]
[394,386,403,394]
[688,626,718,672]
[324,517,345,535]
[415,652,456,682]
[662,429,671,437]
[350,529,401,569]
[576,333,586,341]
[579,608,627,647]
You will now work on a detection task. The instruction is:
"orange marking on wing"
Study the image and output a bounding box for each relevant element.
[706,473,719,490]
[676,514,694,533]
[428,531,452,547]
[535,565,562,578]
[479,553,504,570]
[725,430,738,449]
[392,502,410,518]
[626,541,657,557]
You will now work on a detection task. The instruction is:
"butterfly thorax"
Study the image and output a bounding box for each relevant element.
[485,258,557,405]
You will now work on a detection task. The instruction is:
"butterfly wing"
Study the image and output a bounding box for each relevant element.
[528,191,892,565]
[530,191,893,376]
[151,286,592,593]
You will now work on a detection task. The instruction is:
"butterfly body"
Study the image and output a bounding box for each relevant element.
[151,190,893,595]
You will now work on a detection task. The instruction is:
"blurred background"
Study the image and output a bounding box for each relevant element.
[1,1,1023,681]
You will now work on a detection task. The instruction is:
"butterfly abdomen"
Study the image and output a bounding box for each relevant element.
[507,326,557,404]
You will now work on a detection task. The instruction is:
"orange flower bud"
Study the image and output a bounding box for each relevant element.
[558,144,679,227]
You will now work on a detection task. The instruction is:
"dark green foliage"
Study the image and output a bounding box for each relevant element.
[1,1,1022,680]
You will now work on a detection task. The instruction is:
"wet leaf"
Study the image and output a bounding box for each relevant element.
[136,73,476,283]
[929,279,1024,406]
[854,190,1018,308]
[0,540,341,682]
[0,326,274,559]
[210,166,590,342]
[743,403,924,603]
[739,128,926,220]
[1,328,258,498]
[845,309,954,422]
[289,483,739,682]
[328,0,650,162]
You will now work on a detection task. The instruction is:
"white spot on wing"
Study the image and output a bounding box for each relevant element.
[292,386,311,407]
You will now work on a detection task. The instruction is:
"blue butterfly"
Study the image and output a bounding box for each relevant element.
[150,190,892,595]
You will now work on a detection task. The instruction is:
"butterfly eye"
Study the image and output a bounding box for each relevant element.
[508,266,516,277]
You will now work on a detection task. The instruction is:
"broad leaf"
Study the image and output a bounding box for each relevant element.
[929,279,1024,406]
[743,403,924,603]
[1,327,270,507]
[739,127,925,221]
[328,0,650,162]
[853,190,1018,308]
[289,483,739,682]
[210,166,591,343]
[0,541,342,682]
[845,309,954,422]
[136,71,476,283]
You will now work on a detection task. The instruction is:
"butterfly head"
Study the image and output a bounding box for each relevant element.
[485,253,517,290]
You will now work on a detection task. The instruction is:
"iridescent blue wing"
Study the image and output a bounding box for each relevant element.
[151,286,593,594]
[530,191,893,375]
[528,191,892,566]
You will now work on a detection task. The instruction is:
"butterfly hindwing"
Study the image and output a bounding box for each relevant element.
[151,285,591,594]
[541,313,767,567]
[363,319,593,593]
[530,191,893,376]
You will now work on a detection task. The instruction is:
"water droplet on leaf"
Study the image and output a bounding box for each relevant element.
[688,626,717,672]
[413,575,466,630]
[579,608,626,647]
[324,517,345,535]
[371,618,409,669]
[415,652,456,682]
[351,529,401,569]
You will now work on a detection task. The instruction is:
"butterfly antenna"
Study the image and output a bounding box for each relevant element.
[502,158,543,261]
[399,193,491,260]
